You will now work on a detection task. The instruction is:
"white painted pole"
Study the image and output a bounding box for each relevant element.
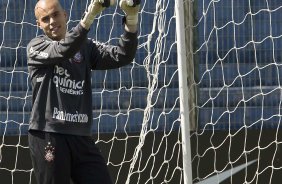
[175,0,193,184]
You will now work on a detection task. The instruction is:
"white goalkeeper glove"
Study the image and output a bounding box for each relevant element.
[119,0,140,26]
[81,0,116,29]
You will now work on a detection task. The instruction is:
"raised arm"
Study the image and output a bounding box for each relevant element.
[88,31,138,70]
[88,1,140,70]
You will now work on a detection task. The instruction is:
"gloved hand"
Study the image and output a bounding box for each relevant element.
[81,0,116,29]
[119,0,140,26]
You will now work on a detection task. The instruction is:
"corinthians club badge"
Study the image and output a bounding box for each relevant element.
[44,142,55,162]
[70,52,82,63]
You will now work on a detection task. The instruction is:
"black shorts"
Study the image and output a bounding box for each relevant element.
[28,130,113,184]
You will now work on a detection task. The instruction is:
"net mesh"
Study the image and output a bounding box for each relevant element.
[3,0,282,183]
[0,0,182,183]
[191,0,282,183]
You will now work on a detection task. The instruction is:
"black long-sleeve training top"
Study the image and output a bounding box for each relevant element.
[27,23,138,136]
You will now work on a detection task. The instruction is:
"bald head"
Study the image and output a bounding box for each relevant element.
[35,0,63,20]
[34,0,67,40]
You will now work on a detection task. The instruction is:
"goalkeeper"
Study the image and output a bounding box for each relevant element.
[27,0,139,183]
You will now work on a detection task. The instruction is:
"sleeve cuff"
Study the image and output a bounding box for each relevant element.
[76,23,90,35]
[122,30,138,40]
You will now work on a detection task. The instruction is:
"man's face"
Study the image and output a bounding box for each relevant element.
[35,0,67,41]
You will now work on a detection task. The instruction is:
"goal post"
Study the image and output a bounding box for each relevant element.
[175,0,193,184]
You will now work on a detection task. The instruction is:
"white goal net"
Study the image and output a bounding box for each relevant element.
[2,0,282,184]
[0,0,182,183]
[190,0,282,184]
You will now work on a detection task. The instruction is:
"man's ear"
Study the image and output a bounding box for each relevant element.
[64,11,67,22]
[36,20,42,29]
